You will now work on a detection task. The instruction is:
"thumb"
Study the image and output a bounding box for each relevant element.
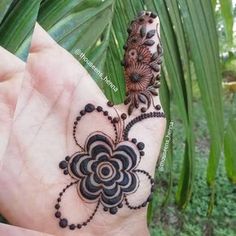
[117,11,163,117]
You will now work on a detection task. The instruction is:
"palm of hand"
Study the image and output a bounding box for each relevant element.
[0,22,166,236]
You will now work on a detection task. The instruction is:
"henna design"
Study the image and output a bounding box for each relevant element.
[54,11,165,230]
[122,11,163,115]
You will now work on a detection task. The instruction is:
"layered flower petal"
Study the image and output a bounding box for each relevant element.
[68,132,140,210]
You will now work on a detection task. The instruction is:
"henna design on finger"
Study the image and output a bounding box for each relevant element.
[122,11,163,115]
[54,11,165,230]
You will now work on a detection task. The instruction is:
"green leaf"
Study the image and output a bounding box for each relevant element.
[224,96,236,183]
[165,0,194,209]
[159,72,173,207]
[0,0,13,24]
[224,118,236,183]
[38,0,120,99]
[144,0,195,208]
[178,0,224,187]
[219,0,234,47]
[0,0,41,61]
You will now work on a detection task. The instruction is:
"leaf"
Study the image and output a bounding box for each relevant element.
[219,0,234,47]
[165,0,195,209]
[224,117,236,183]
[144,0,194,209]
[0,0,13,24]
[224,96,236,183]
[0,0,41,61]
[178,0,224,186]
[159,72,173,207]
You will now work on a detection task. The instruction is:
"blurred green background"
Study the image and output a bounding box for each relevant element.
[0,0,235,235]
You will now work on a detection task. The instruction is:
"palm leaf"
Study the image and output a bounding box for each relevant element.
[0,0,13,24]
[0,0,41,61]
[224,95,236,183]
[219,0,234,47]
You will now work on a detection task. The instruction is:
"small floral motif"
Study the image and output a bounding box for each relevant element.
[125,62,153,91]
[68,132,140,212]
[125,46,152,65]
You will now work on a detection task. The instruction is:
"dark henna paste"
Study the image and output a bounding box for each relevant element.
[54,11,165,230]
[122,11,163,115]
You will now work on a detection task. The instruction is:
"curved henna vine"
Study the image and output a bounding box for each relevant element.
[54,11,165,230]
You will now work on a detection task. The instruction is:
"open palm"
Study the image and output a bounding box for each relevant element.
[0,14,166,236]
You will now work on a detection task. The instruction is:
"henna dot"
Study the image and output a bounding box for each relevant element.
[127,28,132,34]
[83,222,87,226]
[121,113,127,120]
[55,211,61,218]
[59,161,67,169]
[113,117,119,123]
[109,207,118,215]
[118,203,123,208]
[139,17,144,22]
[80,110,86,116]
[65,156,70,161]
[69,224,76,230]
[141,107,147,113]
[142,202,147,207]
[74,121,78,125]
[150,12,157,18]
[155,104,161,110]
[59,218,68,228]
[55,204,60,209]
[57,198,61,202]
[76,116,81,121]
[63,170,69,175]
[108,116,112,120]
[140,151,145,156]
[85,103,95,113]
[148,19,153,23]
[137,142,145,150]
[130,73,141,83]
[97,106,103,112]
[131,138,137,144]
[107,101,114,107]
[59,192,63,196]
[77,224,82,229]
[103,111,108,116]
[103,207,108,212]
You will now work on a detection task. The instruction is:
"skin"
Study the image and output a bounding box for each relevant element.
[0,15,166,236]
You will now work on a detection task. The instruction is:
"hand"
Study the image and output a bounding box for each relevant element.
[0,11,166,236]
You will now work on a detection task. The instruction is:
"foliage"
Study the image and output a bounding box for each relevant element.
[150,99,236,236]
[0,0,40,61]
